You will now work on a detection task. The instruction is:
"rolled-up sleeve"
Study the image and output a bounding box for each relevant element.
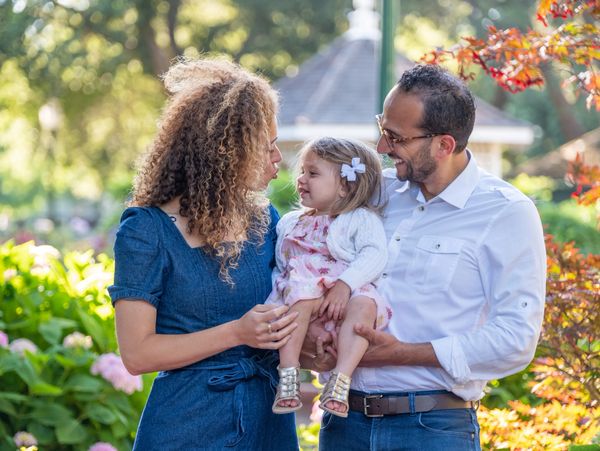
[431,200,546,385]
[108,208,164,308]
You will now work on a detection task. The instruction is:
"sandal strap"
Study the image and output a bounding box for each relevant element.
[276,366,300,398]
[322,371,351,402]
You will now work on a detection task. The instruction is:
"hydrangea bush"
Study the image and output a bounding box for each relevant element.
[0,241,153,451]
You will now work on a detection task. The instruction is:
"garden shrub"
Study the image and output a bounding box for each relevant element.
[0,241,153,451]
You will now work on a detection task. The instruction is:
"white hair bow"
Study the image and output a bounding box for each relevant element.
[340,157,366,182]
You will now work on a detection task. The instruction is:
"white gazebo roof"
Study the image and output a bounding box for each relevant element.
[275,0,534,146]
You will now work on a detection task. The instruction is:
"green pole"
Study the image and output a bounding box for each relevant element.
[379,0,398,112]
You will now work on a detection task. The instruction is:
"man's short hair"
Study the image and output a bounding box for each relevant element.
[397,64,475,153]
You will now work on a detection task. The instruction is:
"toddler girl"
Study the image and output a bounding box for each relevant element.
[267,137,391,418]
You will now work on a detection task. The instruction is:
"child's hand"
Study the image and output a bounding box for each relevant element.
[320,280,351,320]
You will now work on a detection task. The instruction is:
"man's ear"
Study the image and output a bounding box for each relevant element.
[436,134,456,158]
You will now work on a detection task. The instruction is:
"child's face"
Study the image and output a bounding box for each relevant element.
[296,151,347,215]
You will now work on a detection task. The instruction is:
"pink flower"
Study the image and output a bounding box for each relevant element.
[3,269,16,281]
[0,331,8,348]
[309,400,323,424]
[9,338,38,355]
[63,331,93,349]
[91,353,142,394]
[13,431,37,447]
[88,442,118,451]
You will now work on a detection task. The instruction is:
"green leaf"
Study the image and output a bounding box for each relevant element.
[0,399,15,416]
[28,422,54,445]
[55,418,88,444]
[73,392,101,402]
[30,382,63,396]
[29,403,74,426]
[54,353,78,369]
[110,419,129,439]
[64,373,104,393]
[0,353,21,374]
[39,320,63,345]
[85,404,117,424]
[49,317,78,329]
[77,307,108,351]
[105,391,134,415]
[568,446,600,451]
[14,358,39,386]
[0,391,28,402]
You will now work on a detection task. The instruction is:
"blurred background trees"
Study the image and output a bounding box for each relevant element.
[1,0,598,449]
[1,0,597,250]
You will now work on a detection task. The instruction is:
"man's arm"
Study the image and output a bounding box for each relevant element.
[356,200,545,381]
[354,324,441,367]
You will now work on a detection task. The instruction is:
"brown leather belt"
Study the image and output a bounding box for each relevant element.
[349,392,477,417]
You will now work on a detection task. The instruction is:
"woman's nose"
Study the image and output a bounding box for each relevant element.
[271,146,283,164]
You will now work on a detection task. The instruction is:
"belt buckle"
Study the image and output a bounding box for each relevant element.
[363,394,384,417]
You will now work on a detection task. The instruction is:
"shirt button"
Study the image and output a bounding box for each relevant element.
[395,236,401,241]
[418,206,425,211]
[382,273,388,278]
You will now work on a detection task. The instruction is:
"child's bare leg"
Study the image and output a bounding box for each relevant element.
[324,295,376,414]
[276,298,320,408]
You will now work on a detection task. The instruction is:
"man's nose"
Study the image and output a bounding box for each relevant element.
[376,136,389,154]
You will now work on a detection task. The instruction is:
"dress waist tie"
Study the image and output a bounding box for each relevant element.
[205,353,279,447]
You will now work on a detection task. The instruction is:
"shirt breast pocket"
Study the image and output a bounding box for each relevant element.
[407,235,465,292]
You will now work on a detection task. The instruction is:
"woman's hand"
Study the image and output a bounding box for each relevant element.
[233,304,298,349]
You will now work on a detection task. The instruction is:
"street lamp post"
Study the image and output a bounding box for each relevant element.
[379,0,398,111]
[38,99,63,225]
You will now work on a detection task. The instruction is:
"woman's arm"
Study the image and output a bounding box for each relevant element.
[115,300,298,375]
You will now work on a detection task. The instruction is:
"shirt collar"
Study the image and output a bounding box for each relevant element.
[393,149,480,209]
[436,149,479,209]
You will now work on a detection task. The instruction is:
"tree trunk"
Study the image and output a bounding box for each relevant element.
[541,64,585,142]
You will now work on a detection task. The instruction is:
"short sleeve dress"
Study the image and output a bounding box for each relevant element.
[108,206,298,450]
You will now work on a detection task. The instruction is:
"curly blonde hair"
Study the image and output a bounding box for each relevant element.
[131,57,278,283]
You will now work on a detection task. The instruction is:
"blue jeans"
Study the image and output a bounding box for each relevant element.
[319,390,481,451]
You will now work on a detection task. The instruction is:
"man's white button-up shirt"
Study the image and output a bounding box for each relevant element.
[352,152,546,400]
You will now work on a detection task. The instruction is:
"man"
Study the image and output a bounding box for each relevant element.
[308,64,546,450]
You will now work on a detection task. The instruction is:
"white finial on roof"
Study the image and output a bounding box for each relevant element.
[346,0,380,40]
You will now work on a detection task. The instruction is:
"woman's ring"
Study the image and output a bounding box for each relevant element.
[267,323,273,334]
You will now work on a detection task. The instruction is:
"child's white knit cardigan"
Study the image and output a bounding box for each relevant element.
[273,207,388,291]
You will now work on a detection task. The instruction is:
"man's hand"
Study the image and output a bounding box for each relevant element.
[354,323,402,367]
[355,324,441,368]
[299,316,338,371]
[319,280,351,320]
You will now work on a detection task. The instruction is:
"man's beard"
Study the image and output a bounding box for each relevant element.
[396,140,437,183]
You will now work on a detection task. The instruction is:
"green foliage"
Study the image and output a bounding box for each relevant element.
[0,241,152,451]
[510,173,556,202]
[509,173,599,253]
[268,169,299,215]
[538,200,600,254]
[482,368,543,409]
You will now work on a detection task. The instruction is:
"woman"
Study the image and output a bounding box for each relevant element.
[109,58,299,450]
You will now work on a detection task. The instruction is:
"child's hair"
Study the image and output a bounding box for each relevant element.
[298,137,384,216]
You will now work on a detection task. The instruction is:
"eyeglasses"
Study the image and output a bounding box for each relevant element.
[375,114,441,148]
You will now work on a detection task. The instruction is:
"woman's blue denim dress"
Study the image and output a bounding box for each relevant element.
[109,206,298,450]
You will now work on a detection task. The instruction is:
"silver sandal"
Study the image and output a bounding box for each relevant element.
[272,365,302,414]
[319,371,351,418]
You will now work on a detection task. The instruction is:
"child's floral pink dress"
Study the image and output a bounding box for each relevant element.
[267,213,391,330]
